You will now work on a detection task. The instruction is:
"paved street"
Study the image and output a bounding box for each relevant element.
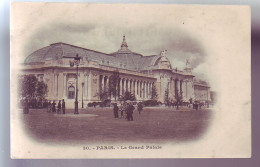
[22,107,212,144]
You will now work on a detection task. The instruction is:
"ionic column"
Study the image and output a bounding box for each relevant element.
[143,82,146,99]
[129,80,132,93]
[63,73,67,98]
[134,81,136,97]
[149,82,151,99]
[124,79,126,94]
[104,76,107,92]
[171,78,175,100]
[120,78,123,95]
[52,73,55,98]
[139,82,142,98]
[137,81,139,96]
[84,73,89,99]
[128,79,130,92]
[145,82,147,99]
[146,82,148,99]
[185,81,188,101]
[99,75,103,93]
[175,79,179,99]
[180,80,183,97]
[125,79,127,92]
[88,73,92,100]
[54,73,59,98]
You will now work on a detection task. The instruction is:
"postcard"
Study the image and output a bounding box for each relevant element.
[10,3,251,158]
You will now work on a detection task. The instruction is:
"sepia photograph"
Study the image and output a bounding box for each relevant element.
[10,3,251,158]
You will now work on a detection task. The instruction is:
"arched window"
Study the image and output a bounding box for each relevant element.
[68,86,75,99]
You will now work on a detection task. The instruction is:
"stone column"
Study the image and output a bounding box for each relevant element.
[129,80,132,93]
[99,75,103,94]
[63,73,67,99]
[147,82,149,99]
[172,78,175,100]
[103,76,106,93]
[143,82,146,99]
[182,80,186,101]
[175,79,179,99]
[88,72,92,100]
[139,82,142,98]
[146,82,148,99]
[52,73,55,99]
[102,75,105,93]
[149,82,152,99]
[185,81,188,101]
[120,78,123,96]
[128,79,131,92]
[180,80,183,97]
[84,72,89,99]
[134,81,136,97]
[125,79,128,92]
[54,73,59,98]
[124,79,126,94]
[137,81,139,96]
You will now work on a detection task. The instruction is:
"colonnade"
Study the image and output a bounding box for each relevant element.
[167,78,193,102]
[51,71,194,102]
[99,75,154,100]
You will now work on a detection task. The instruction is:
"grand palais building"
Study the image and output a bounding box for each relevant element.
[21,36,211,108]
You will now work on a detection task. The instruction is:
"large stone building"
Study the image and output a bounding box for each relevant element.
[21,36,210,108]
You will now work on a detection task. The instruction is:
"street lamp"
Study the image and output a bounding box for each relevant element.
[82,82,84,108]
[69,54,81,114]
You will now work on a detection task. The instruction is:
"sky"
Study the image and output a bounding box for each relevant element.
[11,3,251,90]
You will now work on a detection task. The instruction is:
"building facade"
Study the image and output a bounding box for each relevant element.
[21,36,210,108]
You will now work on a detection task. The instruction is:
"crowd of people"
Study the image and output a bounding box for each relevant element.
[22,99,66,114]
[113,102,143,121]
[22,98,206,117]
[47,99,66,114]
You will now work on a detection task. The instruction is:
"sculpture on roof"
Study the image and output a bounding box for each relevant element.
[160,50,167,57]
[120,34,128,49]
[186,58,191,66]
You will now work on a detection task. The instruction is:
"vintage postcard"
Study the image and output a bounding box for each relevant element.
[10,3,251,158]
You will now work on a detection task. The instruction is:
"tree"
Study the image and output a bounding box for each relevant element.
[108,70,120,101]
[119,91,136,102]
[99,91,109,101]
[18,74,48,106]
[36,81,48,100]
[151,83,158,100]
[18,75,37,100]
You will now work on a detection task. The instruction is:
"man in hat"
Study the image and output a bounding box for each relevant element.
[57,100,61,114]
[62,99,66,114]
[113,103,119,118]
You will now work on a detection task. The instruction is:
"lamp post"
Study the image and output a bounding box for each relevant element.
[82,82,84,108]
[69,54,80,114]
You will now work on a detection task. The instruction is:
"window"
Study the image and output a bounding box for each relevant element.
[68,86,75,99]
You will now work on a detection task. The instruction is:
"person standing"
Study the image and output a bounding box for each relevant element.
[126,103,130,121]
[57,100,61,114]
[62,99,66,114]
[126,103,135,121]
[23,99,29,114]
[113,103,119,118]
[129,104,135,121]
[137,102,143,115]
[47,101,52,112]
[52,101,56,113]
